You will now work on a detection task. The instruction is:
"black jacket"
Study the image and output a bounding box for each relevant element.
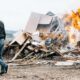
[0,21,6,39]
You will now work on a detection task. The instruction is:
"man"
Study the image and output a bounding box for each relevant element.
[0,21,8,74]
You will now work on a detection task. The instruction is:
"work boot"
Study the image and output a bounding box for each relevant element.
[0,67,5,75]
[5,65,8,73]
[0,64,8,75]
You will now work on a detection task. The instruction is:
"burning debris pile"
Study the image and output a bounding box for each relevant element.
[4,9,80,61]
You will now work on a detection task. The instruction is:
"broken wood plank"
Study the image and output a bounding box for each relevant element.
[12,39,31,61]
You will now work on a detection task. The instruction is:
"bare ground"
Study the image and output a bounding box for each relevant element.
[0,60,80,80]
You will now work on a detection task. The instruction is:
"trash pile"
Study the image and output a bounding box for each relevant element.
[4,10,80,61]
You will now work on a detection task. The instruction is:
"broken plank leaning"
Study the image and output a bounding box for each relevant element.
[12,39,30,61]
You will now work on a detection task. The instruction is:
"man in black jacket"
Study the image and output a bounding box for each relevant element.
[0,21,8,75]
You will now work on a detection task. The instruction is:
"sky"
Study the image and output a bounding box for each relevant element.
[0,0,80,31]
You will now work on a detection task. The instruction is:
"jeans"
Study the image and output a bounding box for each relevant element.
[0,39,4,60]
[0,39,8,73]
[0,59,7,73]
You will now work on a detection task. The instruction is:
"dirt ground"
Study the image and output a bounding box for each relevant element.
[0,60,80,80]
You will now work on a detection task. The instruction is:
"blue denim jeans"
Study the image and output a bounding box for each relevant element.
[0,39,4,60]
[0,39,8,73]
[0,59,7,73]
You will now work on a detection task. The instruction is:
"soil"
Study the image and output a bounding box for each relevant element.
[0,60,80,80]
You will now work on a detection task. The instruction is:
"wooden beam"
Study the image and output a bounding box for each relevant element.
[12,40,30,61]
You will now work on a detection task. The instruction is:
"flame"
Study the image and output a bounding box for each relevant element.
[65,26,76,45]
[71,10,80,30]
[64,8,80,46]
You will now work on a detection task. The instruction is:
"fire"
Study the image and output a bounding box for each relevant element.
[65,26,77,46]
[64,8,80,46]
[71,10,80,30]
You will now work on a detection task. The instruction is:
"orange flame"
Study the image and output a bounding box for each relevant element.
[64,8,80,45]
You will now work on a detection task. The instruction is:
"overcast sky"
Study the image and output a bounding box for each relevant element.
[0,0,80,31]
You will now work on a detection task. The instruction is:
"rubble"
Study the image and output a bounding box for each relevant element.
[4,10,80,62]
